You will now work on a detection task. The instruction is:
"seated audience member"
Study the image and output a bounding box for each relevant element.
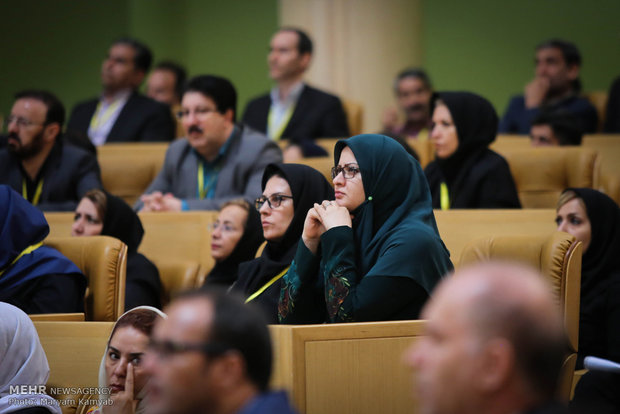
[0,302,62,414]
[84,306,166,414]
[137,75,282,212]
[242,27,349,159]
[72,189,162,310]
[530,110,583,146]
[66,37,175,145]
[145,289,298,414]
[405,262,568,414]
[204,199,264,288]
[146,61,187,138]
[499,39,597,134]
[232,164,333,323]
[556,189,620,412]
[381,68,433,140]
[604,75,620,133]
[0,185,86,314]
[0,90,102,211]
[425,92,521,209]
[279,135,453,324]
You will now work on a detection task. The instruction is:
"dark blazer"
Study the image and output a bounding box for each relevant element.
[242,84,350,146]
[66,92,175,143]
[0,140,102,211]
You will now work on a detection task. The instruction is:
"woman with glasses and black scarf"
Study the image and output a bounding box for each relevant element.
[279,134,453,324]
[231,163,333,323]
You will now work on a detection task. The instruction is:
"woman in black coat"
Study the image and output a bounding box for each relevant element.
[424,92,521,209]
[72,189,162,309]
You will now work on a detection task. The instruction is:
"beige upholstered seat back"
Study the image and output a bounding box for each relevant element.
[44,236,127,322]
[501,147,600,208]
[459,231,582,400]
[341,98,364,136]
[97,143,168,205]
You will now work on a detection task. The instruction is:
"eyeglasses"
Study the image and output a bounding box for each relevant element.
[208,221,239,233]
[148,338,232,359]
[255,194,293,210]
[176,107,216,120]
[5,115,45,129]
[331,164,361,180]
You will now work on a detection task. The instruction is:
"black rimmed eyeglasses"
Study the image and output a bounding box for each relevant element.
[331,164,360,180]
[255,194,294,210]
[148,338,232,359]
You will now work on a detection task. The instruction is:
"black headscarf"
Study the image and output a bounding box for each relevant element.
[234,163,334,321]
[434,91,498,186]
[98,192,161,309]
[101,192,144,253]
[563,188,620,366]
[568,188,620,290]
[205,204,264,287]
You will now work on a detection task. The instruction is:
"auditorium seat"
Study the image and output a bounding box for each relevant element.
[434,209,557,266]
[45,211,216,303]
[96,143,168,205]
[459,231,582,400]
[44,236,127,322]
[583,91,608,132]
[500,147,600,208]
[341,98,364,136]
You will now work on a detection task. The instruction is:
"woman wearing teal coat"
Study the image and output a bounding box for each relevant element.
[278,134,453,323]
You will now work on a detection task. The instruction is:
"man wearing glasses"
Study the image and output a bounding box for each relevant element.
[136,75,282,212]
[0,90,102,211]
[145,289,298,414]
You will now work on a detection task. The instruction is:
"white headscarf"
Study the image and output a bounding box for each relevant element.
[96,306,167,414]
[0,302,61,414]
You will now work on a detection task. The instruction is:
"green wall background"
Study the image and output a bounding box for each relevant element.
[421,0,620,115]
[0,0,278,123]
[2,0,619,125]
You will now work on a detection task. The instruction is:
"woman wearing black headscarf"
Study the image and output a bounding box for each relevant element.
[231,163,334,323]
[424,92,521,209]
[72,189,162,309]
[204,199,264,287]
[556,188,620,412]
[279,134,453,324]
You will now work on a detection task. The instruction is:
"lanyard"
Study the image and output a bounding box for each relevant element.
[245,266,291,304]
[197,161,220,200]
[267,103,296,141]
[0,242,43,277]
[89,99,122,131]
[440,182,450,211]
[22,178,44,206]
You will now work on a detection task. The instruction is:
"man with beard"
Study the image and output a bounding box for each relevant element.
[242,28,349,159]
[499,39,598,134]
[66,37,175,145]
[381,68,434,140]
[136,75,281,212]
[0,90,102,211]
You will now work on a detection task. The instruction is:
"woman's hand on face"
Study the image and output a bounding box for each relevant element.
[302,207,326,255]
[314,200,352,231]
[103,363,138,414]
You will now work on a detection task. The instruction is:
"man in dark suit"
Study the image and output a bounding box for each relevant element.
[66,37,175,145]
[0,90,102,211]
[242,28,349,159]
